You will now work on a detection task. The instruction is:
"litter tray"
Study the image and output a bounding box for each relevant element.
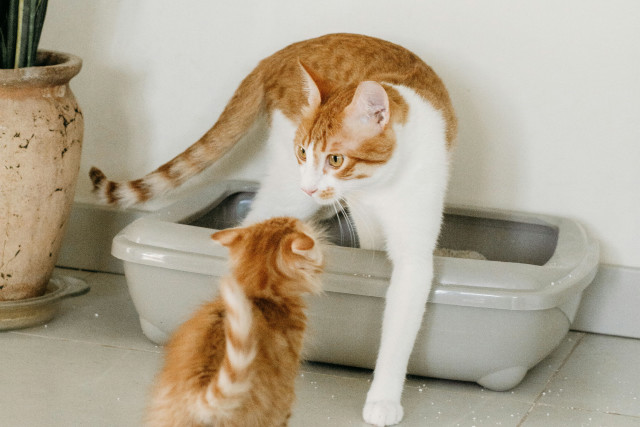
[112,180,599,391]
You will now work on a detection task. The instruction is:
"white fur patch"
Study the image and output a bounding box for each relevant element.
[203,277,257,415]
[220,278,257,372]
[243,110,321,223]
[220,278,252,342]
[299,141,324,193]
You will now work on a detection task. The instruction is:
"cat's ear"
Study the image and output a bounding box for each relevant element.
[343,81,390,139]
[299,61,332,112]
[211,228,242,247]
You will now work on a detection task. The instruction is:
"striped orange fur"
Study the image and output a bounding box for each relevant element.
[145,217,323,427]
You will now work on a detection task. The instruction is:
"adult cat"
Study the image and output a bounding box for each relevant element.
[91,33,456,426]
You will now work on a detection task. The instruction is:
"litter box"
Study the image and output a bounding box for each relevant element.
[112,180,599,391]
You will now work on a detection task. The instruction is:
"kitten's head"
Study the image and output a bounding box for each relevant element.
[293,63,398,205]
[211,217,324,298]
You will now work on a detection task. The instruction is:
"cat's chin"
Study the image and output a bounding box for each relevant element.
[313,197,339,207]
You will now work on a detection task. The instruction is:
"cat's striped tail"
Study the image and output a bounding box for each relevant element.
[89,70,265,207]
[205,277,257,418]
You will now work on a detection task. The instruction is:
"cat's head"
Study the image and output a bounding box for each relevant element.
[293,63,398,205]
[211,217,324,298]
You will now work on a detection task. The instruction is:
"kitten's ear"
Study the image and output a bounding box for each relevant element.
[343,81,390,139]
[211,228,242,247]
[299,61,332,112]
[290,232,318,259]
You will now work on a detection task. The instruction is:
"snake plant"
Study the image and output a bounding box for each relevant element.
[0,0,48,69]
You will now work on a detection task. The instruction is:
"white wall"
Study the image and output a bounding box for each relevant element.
[40,0,639,268]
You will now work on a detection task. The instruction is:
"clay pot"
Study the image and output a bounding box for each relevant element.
[0,51,83,301]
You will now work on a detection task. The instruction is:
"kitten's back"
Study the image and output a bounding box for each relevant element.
[146,218,323,427]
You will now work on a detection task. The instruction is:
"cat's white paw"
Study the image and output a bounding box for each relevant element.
[362,400,404,426]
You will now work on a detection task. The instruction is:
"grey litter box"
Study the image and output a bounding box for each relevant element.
[112,180,599,391]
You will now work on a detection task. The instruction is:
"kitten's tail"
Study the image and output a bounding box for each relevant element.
[205,277,257,418]
[89,69,265,207]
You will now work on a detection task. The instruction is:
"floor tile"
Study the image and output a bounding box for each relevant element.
[538,334,640,417]
[400,385,532,427]
[0,333,162,427]
[291,369,371,426]
[291,366,534,426]
[11,271,160,353]
[522,404,640,426]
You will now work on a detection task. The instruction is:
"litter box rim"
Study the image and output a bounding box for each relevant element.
[112,180,599,312]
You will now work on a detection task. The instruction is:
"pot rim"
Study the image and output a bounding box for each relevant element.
[0,50,82,88]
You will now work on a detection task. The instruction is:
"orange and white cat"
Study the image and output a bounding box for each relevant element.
[146,217,323,427]
[92,33,456,426]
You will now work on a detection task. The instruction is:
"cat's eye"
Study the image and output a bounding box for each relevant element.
[297,145,307,161]
[327,154,344,168]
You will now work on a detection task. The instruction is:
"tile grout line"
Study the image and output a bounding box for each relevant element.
[529,401,640,420]
[516,332,587,426]
[8,330,164,354]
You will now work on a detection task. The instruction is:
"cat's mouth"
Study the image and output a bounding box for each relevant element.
[302,187,337,205]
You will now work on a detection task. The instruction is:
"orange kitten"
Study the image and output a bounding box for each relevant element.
[146,217,323,427]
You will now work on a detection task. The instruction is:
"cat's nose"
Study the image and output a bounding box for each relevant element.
[301,186,317,196]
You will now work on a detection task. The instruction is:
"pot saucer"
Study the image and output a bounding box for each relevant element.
[0,276,89,331]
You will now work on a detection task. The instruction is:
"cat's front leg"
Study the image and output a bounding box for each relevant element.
[361,193,442,426]
[362,255,433,426]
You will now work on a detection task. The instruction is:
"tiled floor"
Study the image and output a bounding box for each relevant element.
[1,269,639,427]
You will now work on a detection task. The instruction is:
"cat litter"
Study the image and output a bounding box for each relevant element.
[112,180,599,391]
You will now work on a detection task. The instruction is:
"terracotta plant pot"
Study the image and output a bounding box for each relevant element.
[0,51,83,301]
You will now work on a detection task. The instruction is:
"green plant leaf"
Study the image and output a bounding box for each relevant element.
[31,0,48,66]
[0,0,47,69]
[0,0,19,68]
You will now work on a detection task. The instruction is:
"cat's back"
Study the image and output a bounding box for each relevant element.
[259,33,455,139]
[264,33,424,80]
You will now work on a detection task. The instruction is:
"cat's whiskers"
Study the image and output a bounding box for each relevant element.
[330,202,345,246]
[340,195,381,269]
[336,198,358,248]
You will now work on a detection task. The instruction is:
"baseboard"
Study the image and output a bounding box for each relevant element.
[571,264,640,339]
[57,203,148,274]
[57,203,640,339]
